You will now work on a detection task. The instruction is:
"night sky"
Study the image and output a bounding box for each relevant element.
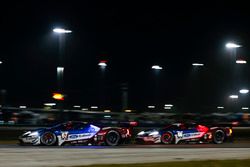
[1,1,250,112]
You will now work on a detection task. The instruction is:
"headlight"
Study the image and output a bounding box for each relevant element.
[23,131,31,136]
[149,131,159,136]
[137,131,145,135]
[29,131,39,136]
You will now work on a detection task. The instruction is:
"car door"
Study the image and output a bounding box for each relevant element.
[67,123,100,141]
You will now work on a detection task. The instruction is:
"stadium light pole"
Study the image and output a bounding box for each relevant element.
[151,65,163,108]
[53,27,72,91]
[225,42,241,58]
[53,27,72,112]
[98,60,108,109]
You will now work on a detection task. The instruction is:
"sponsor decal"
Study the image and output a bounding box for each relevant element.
[78,133,92,137]
[69,134,78,139]
[183,132,201,138]
[61,132,69,140]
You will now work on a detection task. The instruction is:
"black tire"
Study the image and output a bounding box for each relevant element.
[161,131,174,144]
[213,129,225,144]
[40,132,57,146]
[105,130,121,146]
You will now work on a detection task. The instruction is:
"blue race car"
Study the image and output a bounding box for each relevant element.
[136,123,233,144]
[19,121,137,146]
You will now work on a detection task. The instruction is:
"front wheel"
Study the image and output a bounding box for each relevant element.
[161,131,174,144]
[213,129,225,144]
[105,130,120,146]
[40,132,57,146]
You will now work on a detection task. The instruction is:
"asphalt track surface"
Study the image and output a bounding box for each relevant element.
[0,143,250,167]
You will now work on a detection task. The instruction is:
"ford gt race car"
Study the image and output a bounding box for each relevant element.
[19,121,137,146]
[136,123,233,144]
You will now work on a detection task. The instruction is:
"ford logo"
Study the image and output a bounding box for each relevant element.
[69,135,78,139]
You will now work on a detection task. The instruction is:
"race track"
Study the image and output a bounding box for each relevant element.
[0,143,250,167]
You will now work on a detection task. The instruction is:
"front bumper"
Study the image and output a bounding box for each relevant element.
[135,136,160,144]
[18,132,41,145]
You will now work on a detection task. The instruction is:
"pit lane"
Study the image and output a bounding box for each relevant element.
[0,142,250,167]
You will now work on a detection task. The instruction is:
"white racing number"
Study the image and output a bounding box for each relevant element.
[177,131,183,138]
[61,132,69,140]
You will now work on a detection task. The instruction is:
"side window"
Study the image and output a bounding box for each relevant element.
[187,124,196,130]
[179,125,186,130]
[168,125,178,130]
[73,123,87,130]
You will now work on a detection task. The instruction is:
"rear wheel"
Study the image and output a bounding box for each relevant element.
[213,129,225,144]
[40,132,57,146]
[161,131,174,144]
[105,130,120,146]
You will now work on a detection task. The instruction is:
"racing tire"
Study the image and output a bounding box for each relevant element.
[105,130,121,146]
[161,131,174,144]
[213,129,225,144]
[40,132,57,146]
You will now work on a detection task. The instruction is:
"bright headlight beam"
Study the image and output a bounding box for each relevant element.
[29,131,39,136]
[149,131,159,136]
[137,131,145,135]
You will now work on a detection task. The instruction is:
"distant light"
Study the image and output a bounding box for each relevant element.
[164,104,173,107]
[192,63,204,66]
[104,110,111,113]
[19,106,27,109]
[239,89,249,94]
[229,95,238,99]
[217,106,224,109]
[0,61,2,64]
[73,105,81,108]
[98,62,107,67]
[90,106,98,109]
[57,67,64,73]
[53,28,72,34]
[164,106,172,110]
[242,107,249,110]
[147,105,155,109]
[44,103,56,106]
[125,109,132,112]
[152,65,163,70]
[104,115,111,118]
[236,60,247,64]
[52,93,64,101]
[226,42,241,48]
[81,108,88,111]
